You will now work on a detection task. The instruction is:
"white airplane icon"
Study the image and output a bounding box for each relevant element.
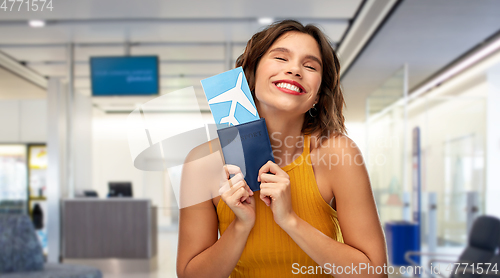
[208,72,257,126]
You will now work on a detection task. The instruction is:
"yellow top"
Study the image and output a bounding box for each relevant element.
[216,134,343,277]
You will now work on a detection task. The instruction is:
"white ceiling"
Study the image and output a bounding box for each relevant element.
[341,0,500,121]
[0,0,363,111]
[0,0,361,20]
[5,0,498,121]
[0,66,45,99]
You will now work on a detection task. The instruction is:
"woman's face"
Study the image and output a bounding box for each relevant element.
[254,31,322,116]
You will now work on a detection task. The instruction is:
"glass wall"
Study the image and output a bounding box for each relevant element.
[366,66,407,225]
[367,65,487,248]
[407,95,486,247]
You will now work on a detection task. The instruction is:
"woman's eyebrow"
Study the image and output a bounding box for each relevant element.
[305,55,322,67]
[268,47,322,67]
[269,47,290,55]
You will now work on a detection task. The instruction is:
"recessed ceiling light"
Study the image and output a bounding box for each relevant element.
[258,17,273,25]
[28,20,45,28]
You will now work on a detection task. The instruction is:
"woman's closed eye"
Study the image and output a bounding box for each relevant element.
[274,56,318,71]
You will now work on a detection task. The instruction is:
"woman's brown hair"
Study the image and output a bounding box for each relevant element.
[236,19,347,139]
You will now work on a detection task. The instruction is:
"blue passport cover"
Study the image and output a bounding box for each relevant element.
[217,118,275,192]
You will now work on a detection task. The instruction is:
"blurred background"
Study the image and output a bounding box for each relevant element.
[1,0,500,277]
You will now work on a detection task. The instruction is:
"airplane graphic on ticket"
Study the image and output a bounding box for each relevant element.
[201,67,259,128]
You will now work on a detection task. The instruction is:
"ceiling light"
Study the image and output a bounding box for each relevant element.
[28,20,45,28]
[257,17,273,25]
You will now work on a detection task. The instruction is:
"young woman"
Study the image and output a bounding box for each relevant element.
[177,20,388,278]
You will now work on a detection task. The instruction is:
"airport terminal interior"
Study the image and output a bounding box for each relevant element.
[1,0,500,277]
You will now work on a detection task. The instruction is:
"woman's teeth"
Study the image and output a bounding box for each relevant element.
[276,82,302,93]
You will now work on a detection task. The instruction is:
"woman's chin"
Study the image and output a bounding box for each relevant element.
[257,95,309,115]
[267,103,306,115]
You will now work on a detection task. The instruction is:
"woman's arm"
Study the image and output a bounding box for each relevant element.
[177,200,252,278]
[286,135,387,277]
[259,135,387,278]
[176,143,255,278]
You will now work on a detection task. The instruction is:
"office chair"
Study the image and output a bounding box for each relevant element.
[405,215,500,278]
[0,214,103,277]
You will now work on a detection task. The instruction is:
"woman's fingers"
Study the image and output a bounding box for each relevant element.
[259,173,284,183]
[224,164,243,178]
[218,166,256,230]
[224,180,247,199]
[230,179,253,201]
[221,181,250,205]
[221,164,253,195]
[234,186,251,205]
[220,178,242,196]
[219,172,243,194]
[244,183,254,197]
[259,187,274,206]
[229,172,244,187]
[219,172,253,197]
[258,161,288,182]
[257,161,282,206]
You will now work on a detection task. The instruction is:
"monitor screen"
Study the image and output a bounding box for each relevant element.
[83,190,98,197]
[108,182,133,197]
[90,56,159,96]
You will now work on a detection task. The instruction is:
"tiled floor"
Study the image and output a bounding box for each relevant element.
[66,226,465,278]
[66,226,179,278]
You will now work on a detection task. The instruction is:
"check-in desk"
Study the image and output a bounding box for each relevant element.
[62,198,157,259]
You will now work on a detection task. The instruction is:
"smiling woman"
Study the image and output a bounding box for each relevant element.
[176,20,388,278]
[236,20,346,140]
[254,32,323,116]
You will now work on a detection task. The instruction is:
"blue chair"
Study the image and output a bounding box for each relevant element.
[0,214,102,278]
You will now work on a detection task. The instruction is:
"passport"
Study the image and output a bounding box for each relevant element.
[217,118,275,192]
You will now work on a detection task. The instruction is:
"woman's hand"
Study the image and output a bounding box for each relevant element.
[258,161,297,228]
[219,165,256,231]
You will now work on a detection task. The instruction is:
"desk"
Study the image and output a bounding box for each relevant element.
[62,199,157,259]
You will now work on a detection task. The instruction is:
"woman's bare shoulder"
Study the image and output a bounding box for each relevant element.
[309,132,366,182]
[310,132,360,155]
[309,132,369,193]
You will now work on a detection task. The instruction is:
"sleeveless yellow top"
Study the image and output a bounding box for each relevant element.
[216,134,343,277]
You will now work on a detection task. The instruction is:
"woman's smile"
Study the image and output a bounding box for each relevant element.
[273,79,306,95]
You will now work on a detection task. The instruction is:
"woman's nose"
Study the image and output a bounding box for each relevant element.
[286,64,302,78]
